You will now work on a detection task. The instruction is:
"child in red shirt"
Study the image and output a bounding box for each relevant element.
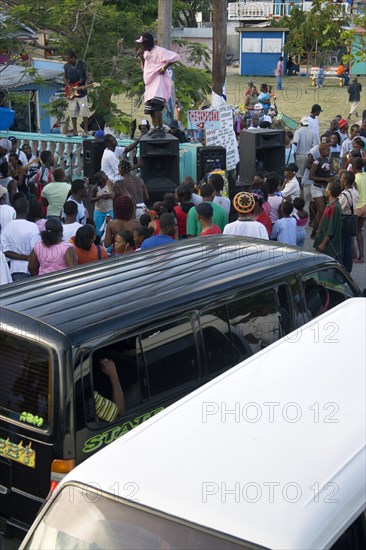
[196,202,222,236]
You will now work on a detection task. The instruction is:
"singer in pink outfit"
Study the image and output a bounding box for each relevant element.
[136,32,180,138]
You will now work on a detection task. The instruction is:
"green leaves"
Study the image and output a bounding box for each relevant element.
[3,0,213,129]
[273,0,351,57]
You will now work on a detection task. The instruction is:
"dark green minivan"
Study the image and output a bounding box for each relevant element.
[0,236,361,541]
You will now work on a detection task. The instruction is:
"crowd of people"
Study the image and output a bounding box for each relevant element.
[1,96,366,285]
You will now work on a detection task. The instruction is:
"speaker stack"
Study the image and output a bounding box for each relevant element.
[238,129,285,188]
[140,134,179,205]
[197,146,226,181]
[83,139,106,178]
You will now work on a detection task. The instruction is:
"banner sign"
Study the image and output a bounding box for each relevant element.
[205,105,239,171]
[187,109,221,130]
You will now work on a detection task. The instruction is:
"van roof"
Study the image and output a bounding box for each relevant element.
[59,298,366,549]
[0,236,333,344]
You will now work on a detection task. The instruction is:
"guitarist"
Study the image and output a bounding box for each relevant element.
[64,50,90,137]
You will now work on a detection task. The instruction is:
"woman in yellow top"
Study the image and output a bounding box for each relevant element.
[353,156,366,262]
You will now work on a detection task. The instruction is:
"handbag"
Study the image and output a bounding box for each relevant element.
[341,191,357,238]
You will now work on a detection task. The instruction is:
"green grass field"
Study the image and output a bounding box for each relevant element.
[224,67,365,135]
[116,67,365,135]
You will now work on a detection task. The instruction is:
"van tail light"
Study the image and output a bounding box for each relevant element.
[50,459,75,493]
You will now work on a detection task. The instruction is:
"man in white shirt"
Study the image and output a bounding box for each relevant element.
[61,179,88,224]
[101,134,140,183]
[7,136,28,165]
[0,138,12,169]
[307,104,322,145]
[293,117,317,184]
[0,185,15,231]
[0,251,12,285]
[209,173,231,217]
[223,192,268,240]
[62,201,82,241]
[1,197,40,280]
[224,218,269,239]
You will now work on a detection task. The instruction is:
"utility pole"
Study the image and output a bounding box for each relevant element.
[212,0,227,105]
[158,0,172,49]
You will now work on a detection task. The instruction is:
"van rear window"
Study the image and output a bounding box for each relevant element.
[0,333,50,429]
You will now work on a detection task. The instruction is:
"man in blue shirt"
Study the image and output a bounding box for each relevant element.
[141,213,177,250]
[64,50,90,136]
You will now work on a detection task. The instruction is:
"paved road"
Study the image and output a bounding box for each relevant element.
[303,225,366,292]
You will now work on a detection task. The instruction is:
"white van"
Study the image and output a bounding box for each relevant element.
[20,299,366,550]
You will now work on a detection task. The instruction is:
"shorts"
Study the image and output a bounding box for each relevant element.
[295,154,308,178]
[135,203,147,220]
[144,97,165,115]
[68,96,91,118]
[311,185,326,199]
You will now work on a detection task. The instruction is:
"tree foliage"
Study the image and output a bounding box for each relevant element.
[341,10,366,66]
[2,0,212,131]
[172,0,212,27]
[271,0,350,67]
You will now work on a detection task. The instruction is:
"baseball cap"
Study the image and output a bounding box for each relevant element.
[196,202,213,219]
[170,120,179,129]
[338,118,348,129]
[8,136,17,142]
[248,80,254,85]
[300,116,309,126]
[254,103,263,111]
[94,130,105,139]
[136,32,154,44]
[0,138,12,151]
[139,119,148,126]
[311,104,323,113]
[0,185,7,198]
[262,115,272,124]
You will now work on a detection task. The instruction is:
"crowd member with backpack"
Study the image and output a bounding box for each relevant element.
[285,131,296,165]
[339,171,359,273]
[309,143,335,239]
[353,157,366,264]
[291,197,308,247]
[314,181,342,260]
[61,179,88,224]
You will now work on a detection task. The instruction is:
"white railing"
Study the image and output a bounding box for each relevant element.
[227,1,350,20]
[0,132,133,179]
[0,131,201,181]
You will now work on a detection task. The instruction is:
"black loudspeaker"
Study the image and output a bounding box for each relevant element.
[140,134,179,203]
[197,146,226,181]
[83,139,106,178]
[239,129,285,186]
